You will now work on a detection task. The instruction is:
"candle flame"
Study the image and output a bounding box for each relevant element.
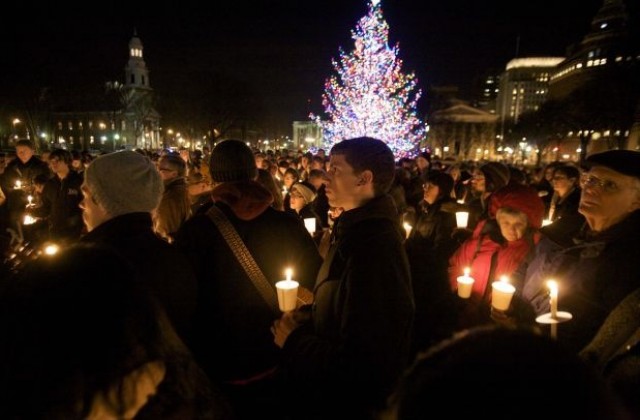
[403,222,411,229]
[44,244,60,256]
[499,275,510,284]
[285,268,293,282]
[463,267,470,276]
[547,280,558,297]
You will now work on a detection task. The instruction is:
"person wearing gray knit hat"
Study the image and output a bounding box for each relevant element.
[81,150,163,231]
[80,150,198,347]
[209,139,258,183]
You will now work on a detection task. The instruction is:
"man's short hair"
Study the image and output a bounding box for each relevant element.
[15,139,35,149]
[308,168,326,181]
[49,149,73,166]
[330,137,395,196]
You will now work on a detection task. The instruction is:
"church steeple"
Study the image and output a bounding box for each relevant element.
[124,30,151,91]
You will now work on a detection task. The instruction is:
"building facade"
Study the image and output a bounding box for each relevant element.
[51,32,161,151]
[428,102,499,161]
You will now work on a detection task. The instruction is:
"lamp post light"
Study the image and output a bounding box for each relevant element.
[12,118,21,141]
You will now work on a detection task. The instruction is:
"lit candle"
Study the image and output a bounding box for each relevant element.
[276,268,299,312]
[27,195,33,206]
[456,267,475,298]
[455,211,469,228]
[403,222,412,239]
[14,180,22,189]
[547,280,558,319]
[43,243,60,256]
[23,214,36,225]
[304,218,316,235]
[491,275,516,311]
[542,219,553,227]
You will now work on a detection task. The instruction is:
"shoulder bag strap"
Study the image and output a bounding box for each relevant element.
[206,205,280,314]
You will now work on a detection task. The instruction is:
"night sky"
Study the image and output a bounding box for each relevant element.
[0,0,611,134]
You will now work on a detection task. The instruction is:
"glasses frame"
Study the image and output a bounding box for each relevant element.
[580,173,621,194]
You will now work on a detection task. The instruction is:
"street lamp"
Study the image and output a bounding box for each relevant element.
[12,118,21,140]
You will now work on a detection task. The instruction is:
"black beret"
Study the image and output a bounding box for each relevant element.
[582,150,640,179]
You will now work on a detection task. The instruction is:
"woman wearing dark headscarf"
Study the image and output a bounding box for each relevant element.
[405,170,459,355]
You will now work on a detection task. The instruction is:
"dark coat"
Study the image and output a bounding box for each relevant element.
[280,194,415,418]
[81,212,197,345]
[32,170,84,242]
[311,184,330,228]
[405,198,459,354]
[522,210,640,353]
[173,180,322,383]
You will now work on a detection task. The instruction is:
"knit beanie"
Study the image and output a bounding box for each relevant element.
[489,183,545,229]
[291,182,316,204]
[480,162,511,192]
[84,151,163,217]
[209,139,258,182]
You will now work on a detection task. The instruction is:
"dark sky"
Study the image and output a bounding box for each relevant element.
[1,0,611,135]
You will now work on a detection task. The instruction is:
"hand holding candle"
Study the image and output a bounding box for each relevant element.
[275,268,299,312]
[491,275,516,311]
[456,267,475,298]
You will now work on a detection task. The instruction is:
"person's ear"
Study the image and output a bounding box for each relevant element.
[357,170,373,186]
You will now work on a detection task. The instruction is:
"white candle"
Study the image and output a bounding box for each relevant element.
[27,195,33,205]
[455,211,469,228]
[14,180,22,189]
[491,275,516,311]
[456,267,475,298]
[548,280,558,319]
[275,268,299,312]
[23,214,36,225]
[403,222,412,239]
[304,218,316,234]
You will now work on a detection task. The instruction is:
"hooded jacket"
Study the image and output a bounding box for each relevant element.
[174,180,322,382]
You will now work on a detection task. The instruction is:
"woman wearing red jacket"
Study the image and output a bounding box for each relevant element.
[448,183,545,328]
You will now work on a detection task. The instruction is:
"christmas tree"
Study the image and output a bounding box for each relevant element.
[311,0,425,157]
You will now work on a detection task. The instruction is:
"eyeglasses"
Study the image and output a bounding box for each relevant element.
[580,173,622,194]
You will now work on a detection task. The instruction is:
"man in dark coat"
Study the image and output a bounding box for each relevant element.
[273,137,415,419]
[173,139,322,419]
[0,139,50,238]
[31,148,84,243]
[79,150,197,346]
[521,150,640,356]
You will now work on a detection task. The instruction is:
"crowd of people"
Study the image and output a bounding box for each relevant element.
[0,137,638,419]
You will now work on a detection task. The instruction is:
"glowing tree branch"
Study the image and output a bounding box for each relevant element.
[311,0,425,157]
